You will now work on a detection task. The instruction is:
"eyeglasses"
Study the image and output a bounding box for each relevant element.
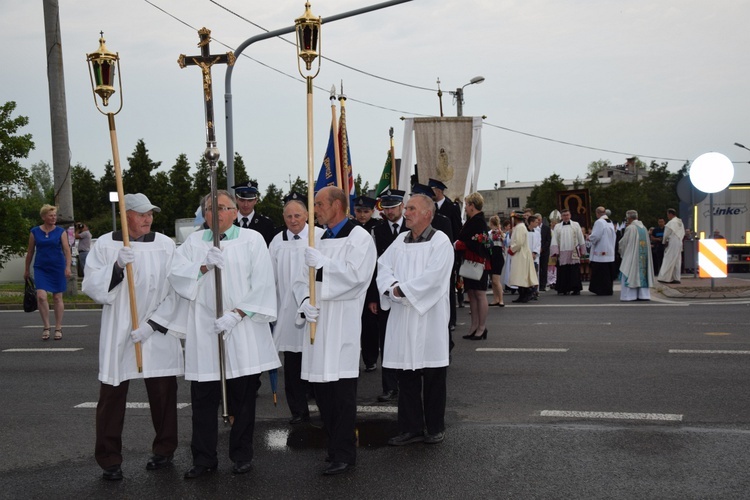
[205,206,236,212]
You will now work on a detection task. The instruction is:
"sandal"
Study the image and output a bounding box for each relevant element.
[54,329,63,341]
[42,328,50,341]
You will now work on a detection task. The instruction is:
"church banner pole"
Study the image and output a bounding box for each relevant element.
[295,2,322,344]
[86,34,143,373]
[179,27,236,423]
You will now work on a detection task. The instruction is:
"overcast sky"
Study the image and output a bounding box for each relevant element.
[5,0,750,198]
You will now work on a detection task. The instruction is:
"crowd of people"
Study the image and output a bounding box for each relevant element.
[25,181,691,481]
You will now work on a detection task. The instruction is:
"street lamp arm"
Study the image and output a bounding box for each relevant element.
[734,142,750,153]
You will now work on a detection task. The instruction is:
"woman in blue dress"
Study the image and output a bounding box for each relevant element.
[24,204,72,340]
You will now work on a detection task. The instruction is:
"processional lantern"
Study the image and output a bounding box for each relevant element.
[86,32,122,112]
[295,2,322,75]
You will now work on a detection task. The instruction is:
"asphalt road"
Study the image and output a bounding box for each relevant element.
[2,290,750,499]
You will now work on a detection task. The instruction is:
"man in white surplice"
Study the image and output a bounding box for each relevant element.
[269,194,324,425]
[154,190,280,479]
[377,194,453,446]
[657,208,685,284]
[618,209,655,301]
[294,186,376,476]
[83,193,183,481]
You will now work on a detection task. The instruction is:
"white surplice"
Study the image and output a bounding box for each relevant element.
[82,232,184,386]
[551,220,586,265]
[657,216,685,282]
[589,216,616,263]
[377,230,453,370]
[293,224,376,382]
[166,228,280,382]
[269,225,324,353]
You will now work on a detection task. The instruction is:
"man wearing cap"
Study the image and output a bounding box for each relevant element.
[428,178,461,334]
[353,195,381,232]
[378,193,453,446]
[353,194,381,374]
[368,188,408,402]
[231,181,277,246]
[269,192,325,425]
[83,193,184,481]
[294,186,377,475]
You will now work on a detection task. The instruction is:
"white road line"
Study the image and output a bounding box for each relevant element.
[476,348,569,353]
[669,349,750,355]
[540,410,683,421]
[75,402,191,409]
[534,322,611,325]
[308,404,397,414]
[3,348,83,352]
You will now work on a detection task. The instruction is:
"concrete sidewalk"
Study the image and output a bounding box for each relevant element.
[655,275,750,299]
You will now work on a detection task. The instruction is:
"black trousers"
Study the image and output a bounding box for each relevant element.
[588,261,614,295]
[360,306,379,367]
[556,263,582,293]
[378,308,399,393]
[313,378,358,465]
[283,351,310,419]
[397,367,447,436]
[190,374,260,467]
[95,376,178,469]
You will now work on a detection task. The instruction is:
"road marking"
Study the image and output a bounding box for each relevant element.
[533,322,611,326]
[540,410,683,421]
[3,348,83,352]
[22,325,88,328]
[308,404,397,414]
[669,349,750,355]
[476,348,569,353]
[75,402,191,409]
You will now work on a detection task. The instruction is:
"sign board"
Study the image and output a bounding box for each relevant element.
[699,238,728,278]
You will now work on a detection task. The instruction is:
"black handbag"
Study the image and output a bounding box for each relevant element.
[24,277,38,313]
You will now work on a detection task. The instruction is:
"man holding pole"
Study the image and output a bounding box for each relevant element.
[154,190,280,478]
[294,186,376,475]
[82,193,184,481]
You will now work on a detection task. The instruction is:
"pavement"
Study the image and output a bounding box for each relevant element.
[654,274,750,299]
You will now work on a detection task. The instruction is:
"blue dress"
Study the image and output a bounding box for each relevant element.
[31,226,67,293]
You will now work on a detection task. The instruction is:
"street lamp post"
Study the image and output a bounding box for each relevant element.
[735,142,750,154]
[109,191,118,231]
[451,76,485,116]
[86,33,143,373]
[295,2,322,345]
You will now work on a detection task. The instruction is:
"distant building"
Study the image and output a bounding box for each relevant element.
[596,157,646,182]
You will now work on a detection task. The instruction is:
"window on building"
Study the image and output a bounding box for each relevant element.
[507,197,520,208]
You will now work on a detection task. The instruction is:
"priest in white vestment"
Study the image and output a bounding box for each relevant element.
[294,186,376,476]
[82,193,184,480]
[157,190,280,479]
[269,194,324,425]
[588,206,617,295]
[550,209,586,295]
[618,210,655,301]
[657,208,685,284]
[377,194,453,446]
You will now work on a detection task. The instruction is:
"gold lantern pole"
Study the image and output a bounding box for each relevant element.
[86,33,143,373]
[295,2,322,345]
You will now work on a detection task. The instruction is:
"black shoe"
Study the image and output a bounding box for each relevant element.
[572,291,580,295]
[323,462,355,476]
[424,431,445,444]
[184,464,215,479]
[102,465,123,481]
[388,432,425,446]
[468,329,487,340]
[462,330,477,339]
[364,364,377,372]
[146,454,173,470]
[289,414,310,425]
[232,461,253,475]
[377,390,398,402]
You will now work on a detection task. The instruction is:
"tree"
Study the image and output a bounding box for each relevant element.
[233,152,249,186]
[586,159,612,179]
[525,173,566,217]
[123,139,161,195]
[98,160,116,207]
[147,171,173,236]
[0,101,35,270]
[354,174,369,196]
[257,183,284,226]
[288,176,308,198]
[71,164,101,221]
[24,160,54,202]
[193,156,227,198]
[168,153,198,220]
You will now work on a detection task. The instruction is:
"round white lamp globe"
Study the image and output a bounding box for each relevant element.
[690,152,734,193]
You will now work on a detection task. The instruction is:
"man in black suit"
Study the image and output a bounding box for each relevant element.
[368,188,408,402]
[538,214,552,292]
[428,179,462,334]
[231,181,277,246]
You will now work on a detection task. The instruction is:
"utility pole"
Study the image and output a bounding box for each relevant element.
[43,0,74,224]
